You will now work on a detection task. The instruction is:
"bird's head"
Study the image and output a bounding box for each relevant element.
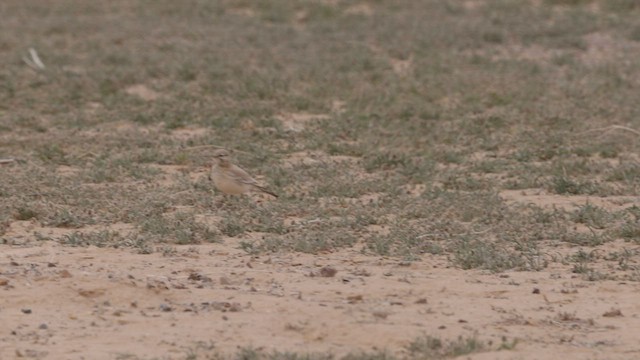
[212,149,231,165]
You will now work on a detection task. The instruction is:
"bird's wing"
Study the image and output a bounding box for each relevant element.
[228,165,259,186]
[229,165,278,197]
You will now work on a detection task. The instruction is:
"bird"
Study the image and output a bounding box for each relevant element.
[209,149,278,198]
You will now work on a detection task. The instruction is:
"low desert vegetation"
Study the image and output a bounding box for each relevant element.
[2,0,640,274]
[175,334,499,360]
[1,0,640,356]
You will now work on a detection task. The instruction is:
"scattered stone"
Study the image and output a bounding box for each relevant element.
[347,295,363,303]
[189,272,212,282]
[372,310,390,319]
[0,278,9,286]
[188,272,201,281]
[415,298,428,304]
[351,268,371,277]
[125,84,162,101]
[58,270,72,278]
[146,279,169,290]
[47,263,56,268]
[78,288,105,298]
[39,323,48,330]
[319,266,337,277]
[160,304,173,312]
[21,308,32,314]
[203,301,242,312]
[603,309,623,317]
[532,288,540,294]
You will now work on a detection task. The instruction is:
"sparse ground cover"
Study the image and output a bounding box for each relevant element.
[2,0,640,359]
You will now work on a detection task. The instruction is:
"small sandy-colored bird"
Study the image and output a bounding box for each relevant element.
[210,149,278,198]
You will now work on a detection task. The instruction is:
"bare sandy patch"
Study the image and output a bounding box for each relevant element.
[281,151,360,169]
[227,7,256,18]
[345,3,374,16]
[390,56,413,76]
[170,127,210,141]
[1,242,639,359]
[500,189,637,211]
[2,221,136,246]
[276,112,331,133]
[125,84,163,101]
[579,32,633,67]
[56,165,80,177]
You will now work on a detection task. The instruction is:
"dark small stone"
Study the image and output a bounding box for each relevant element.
[319,266,337,277]
[188,272,202,281]
[603,309,623,317]
[38,323,48,330]
[532,288,540,294]
[21,309,32,314]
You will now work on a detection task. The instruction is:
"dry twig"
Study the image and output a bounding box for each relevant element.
[22,48,46,70]
[581,125,640,138]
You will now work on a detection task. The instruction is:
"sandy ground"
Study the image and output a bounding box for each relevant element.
[1,235,640,360]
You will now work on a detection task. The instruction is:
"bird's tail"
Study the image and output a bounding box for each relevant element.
[255,185,278,198]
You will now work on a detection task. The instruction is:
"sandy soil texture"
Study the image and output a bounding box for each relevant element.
[2,238,639,359]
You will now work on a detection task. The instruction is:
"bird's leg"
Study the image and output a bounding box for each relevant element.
[213,194,230,211]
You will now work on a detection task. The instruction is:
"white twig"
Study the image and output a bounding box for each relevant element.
[22,48,45,70]
[30,48,45,69]
[0,158,16,165]
[581,125,640,137]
